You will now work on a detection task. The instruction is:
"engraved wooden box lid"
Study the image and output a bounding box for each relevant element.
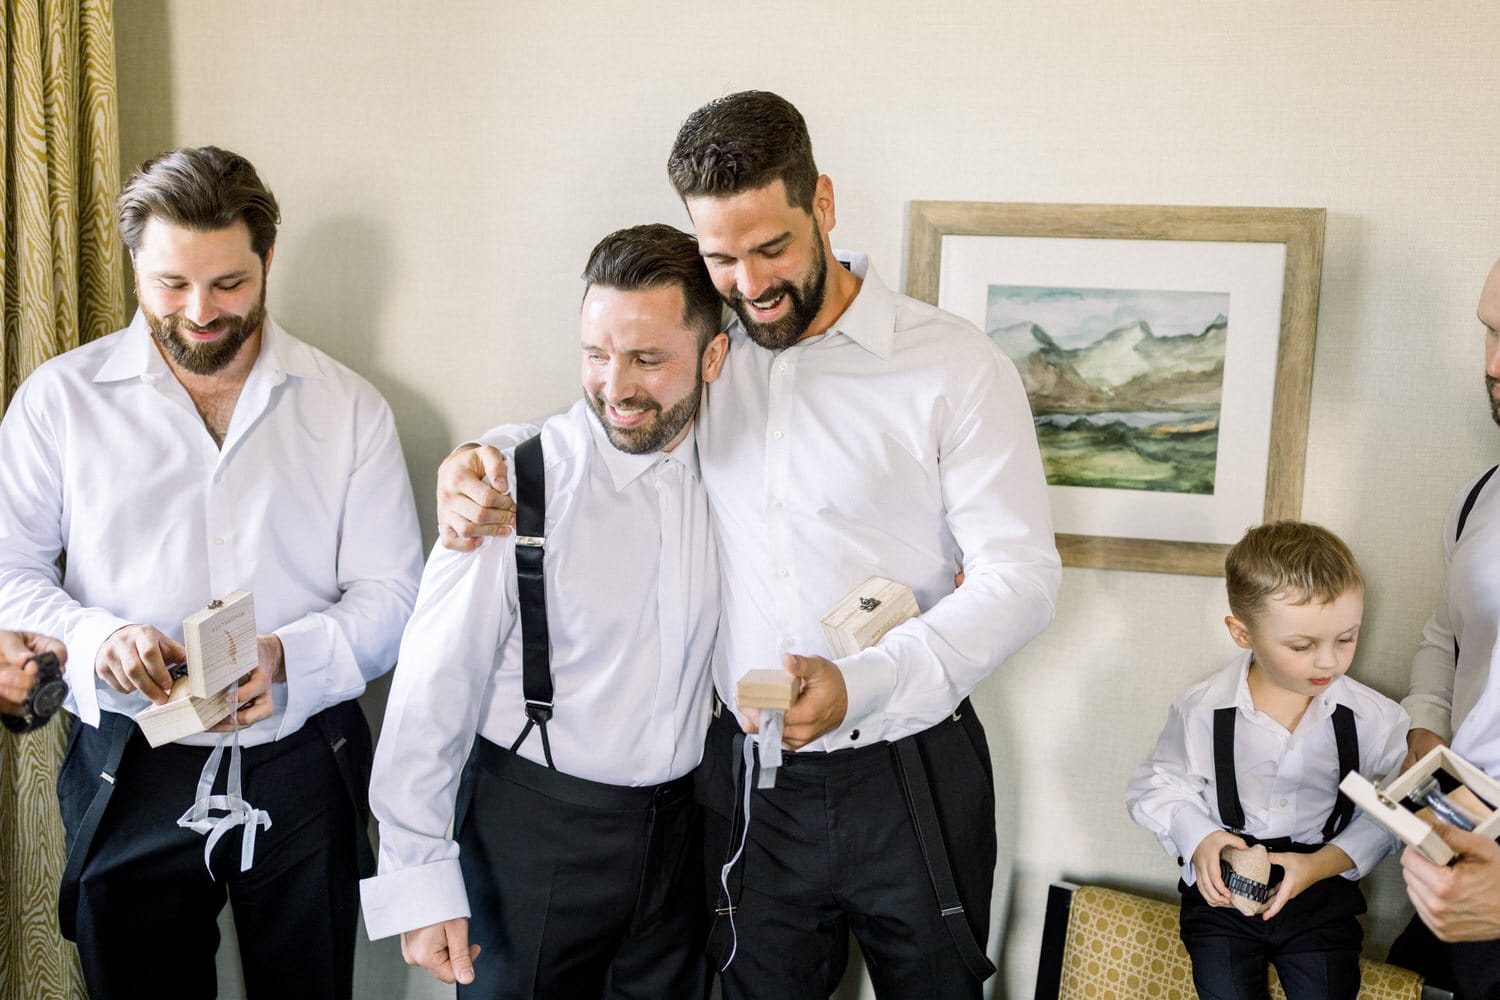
[818,576,919,659]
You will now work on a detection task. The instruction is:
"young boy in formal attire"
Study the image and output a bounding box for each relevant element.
[1126,521,1409,999]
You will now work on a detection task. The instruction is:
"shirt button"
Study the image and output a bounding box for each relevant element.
[212,537,225,546]
[771,499,783,510]
[778,361,789,372]
[849,729,860,741]
[1279,798,1288,807]
[772,430,783,440]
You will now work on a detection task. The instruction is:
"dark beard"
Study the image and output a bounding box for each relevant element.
[1488,375,1500,426]
[727,227,828,351]
[586,375,704,455]
[145,292,264,375]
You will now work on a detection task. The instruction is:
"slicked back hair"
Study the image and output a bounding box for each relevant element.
[1225,520,1364,624]
[581,224,722,350]
[667,90,818,211]
[119,147,280,263]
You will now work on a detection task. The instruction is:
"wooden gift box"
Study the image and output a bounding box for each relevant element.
[135,590,257,747]
[818,576,919,658]
[1339,745,1500,865]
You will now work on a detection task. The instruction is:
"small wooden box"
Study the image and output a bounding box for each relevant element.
[737,669,800,710]
[135,677,234,748]
[134,591,256,747]
[182,590,257,698]
[819,576,919,658]
[1339,746,1500,865]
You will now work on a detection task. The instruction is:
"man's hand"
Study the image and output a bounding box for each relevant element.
[1402,821,1500,942]
[436,443,514,551]
[401,917,480,985]
[1404,727,1449,772]
[1190,830,1248,907]
[205,635,283,732]
[0,631,65,717]
[779,654,848,749]
[95,624,185,704]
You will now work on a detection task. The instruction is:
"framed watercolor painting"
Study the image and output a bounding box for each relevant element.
[906,202,1325,575]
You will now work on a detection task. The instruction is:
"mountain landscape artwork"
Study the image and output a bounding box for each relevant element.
[987,285,1230,494]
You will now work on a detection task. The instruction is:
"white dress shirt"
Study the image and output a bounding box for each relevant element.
[0,312,423,746]
[1405,466,1500,776]
[696,253,1060,750]
[1126,651,1410,885]
[360,400,719,940]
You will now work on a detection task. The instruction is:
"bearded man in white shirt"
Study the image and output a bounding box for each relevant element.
[1389,258,1500,999]
[0,147,422,999]
[362,224,727,999]
[435,91,1061,1000]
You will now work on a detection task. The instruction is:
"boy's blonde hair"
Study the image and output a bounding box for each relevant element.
[1225,521,1363,623]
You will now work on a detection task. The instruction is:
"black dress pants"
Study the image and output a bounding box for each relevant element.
[58,707,364,1000]
[1179,873,1365,1000]
[454,738,709,1000]
[1389,913,1500,999]
[697,705,996,1000]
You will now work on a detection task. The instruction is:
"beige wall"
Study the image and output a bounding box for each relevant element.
[113,2,1500,997]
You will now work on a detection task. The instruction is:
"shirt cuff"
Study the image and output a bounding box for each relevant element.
[830,646,895,747]
[1169,808,1224,867]
[360,859,470,941]
[63,611,134,727]
[275,613,363,738]
[1402,700,1453,742]
[1330,818,1397,878]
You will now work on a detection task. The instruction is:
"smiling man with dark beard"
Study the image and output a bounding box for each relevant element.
[144,286,264,376]
[0,146,422,999]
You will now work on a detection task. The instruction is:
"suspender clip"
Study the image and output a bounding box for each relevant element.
[516,535,545,548]
[524,698,554,724]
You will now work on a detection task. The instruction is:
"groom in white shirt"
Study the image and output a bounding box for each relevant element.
[361,224,728,999]
[0,146,422,999]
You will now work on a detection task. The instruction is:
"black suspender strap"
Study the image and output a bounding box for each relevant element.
[58,712,134,940]
[1215,702,1361,843]
[894,737,997,982]
[1453,464,1497,661]
[1456,465,1498,544]
[1213,707,1246,831]
[509,434,555,769]
[1321,704,1359,841]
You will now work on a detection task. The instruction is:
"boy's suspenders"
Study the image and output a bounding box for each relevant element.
[510,434,557,769]
[1212,704,1359,841]
[1452,464,1498,661]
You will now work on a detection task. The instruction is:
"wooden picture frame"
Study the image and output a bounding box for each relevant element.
[907,202,1325,576]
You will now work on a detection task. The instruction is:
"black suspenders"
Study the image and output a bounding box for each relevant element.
[1452,464,1498,662]
[1212,703,1358,841]
[510,434,556,769]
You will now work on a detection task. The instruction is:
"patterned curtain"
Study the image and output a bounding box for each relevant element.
[0,1,123,997]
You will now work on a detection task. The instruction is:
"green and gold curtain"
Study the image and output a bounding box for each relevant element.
[1,1,123,997]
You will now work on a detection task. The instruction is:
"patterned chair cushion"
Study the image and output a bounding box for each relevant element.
[1055,884,1425,1000]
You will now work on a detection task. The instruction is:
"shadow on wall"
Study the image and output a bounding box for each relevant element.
[276,214,452,546]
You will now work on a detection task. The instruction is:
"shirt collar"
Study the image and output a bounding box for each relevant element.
[1216,647,1344,724]
[92,311,324,385]
[723,249,897,361]
[583,403,703,493]
[824,250,897,360]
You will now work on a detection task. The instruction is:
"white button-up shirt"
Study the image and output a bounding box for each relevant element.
[1126,651,1410,885]
[696,253,1060,750]
[0,312,423,746]
[360,400,719,939]
[1406,466,1500,776]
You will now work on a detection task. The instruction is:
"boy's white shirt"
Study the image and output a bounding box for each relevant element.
[1126,650,1409,885]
